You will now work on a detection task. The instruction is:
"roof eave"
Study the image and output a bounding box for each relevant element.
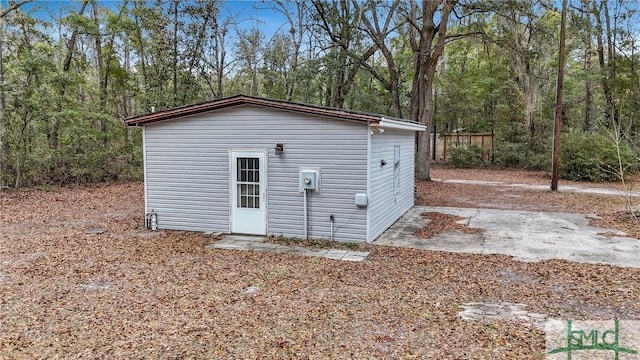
[378,117,426,132]
[124,95,384,126]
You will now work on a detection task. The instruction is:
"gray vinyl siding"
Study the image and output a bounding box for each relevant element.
[143,105,368,242]
[368,129,416,242]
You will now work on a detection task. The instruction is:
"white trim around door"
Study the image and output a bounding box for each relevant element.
[230,150,267,235]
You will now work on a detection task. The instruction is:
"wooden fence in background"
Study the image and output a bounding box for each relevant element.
[433,132,494,162]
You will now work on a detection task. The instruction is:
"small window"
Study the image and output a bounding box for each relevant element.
[393,146,400,195]
[394,145,400,165]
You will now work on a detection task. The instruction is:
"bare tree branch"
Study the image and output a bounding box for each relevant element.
[0,0,33,18]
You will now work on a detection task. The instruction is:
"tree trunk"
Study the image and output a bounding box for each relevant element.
[505,12,538,145]
[216,41,224,98]
[311,0,375,109]
[592,0,616,127]
[551,0,567,191]
[520,60,538,143]
[583,43,593,131]
[214,24,227,99]
[183,1,213,103]
[50,0,89,150]
[93,2,108,147]
[124,38,131,144]
[0,2,7,185]
[283,1,307,101]
[410,0,455,181]
[602,0,618,128]
[0,2,5,113]
[358,0,403,118]
[582,0,593,131]
[133,7,149,110]
[172,0,179,106]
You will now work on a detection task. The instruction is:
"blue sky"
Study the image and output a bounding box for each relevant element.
[7,0,638,52]
[4,0,288,40]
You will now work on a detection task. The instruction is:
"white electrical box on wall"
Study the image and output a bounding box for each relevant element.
[355,193,368,207]
[299,168,320,192]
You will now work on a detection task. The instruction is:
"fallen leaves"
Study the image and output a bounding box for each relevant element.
[415,212,483,239]
[590,210,640,239]
[1,171,640,358]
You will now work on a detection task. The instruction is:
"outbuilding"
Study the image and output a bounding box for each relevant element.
[124,95,425,243]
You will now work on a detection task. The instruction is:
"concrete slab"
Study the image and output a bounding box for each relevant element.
[374,206,640,268]
[325,249,350,256]
[206,236,370,262]
[206,242,250,250]
[244,242,283,251]
[276,245,323,256]
[323,249,349,260]
[342,252,369,262]
[458,302,548,330]
[323,253,348,260]
[227,235,265,242]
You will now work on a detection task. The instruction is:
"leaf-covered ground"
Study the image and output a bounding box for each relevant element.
[1,171,639,359]
[415,212,483,239]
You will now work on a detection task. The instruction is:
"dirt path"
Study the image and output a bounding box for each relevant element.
[431,166,639,190]
[432,178,640,197]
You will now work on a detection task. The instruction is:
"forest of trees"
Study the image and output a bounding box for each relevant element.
[0,0,638,188]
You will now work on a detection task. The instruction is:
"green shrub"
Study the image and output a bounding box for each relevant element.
[449,145,486,168]
[493,142,549,169]
[560,131,637,182]
[493,120,551,170]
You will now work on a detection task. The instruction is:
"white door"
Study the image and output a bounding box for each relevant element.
[231,151,267,235]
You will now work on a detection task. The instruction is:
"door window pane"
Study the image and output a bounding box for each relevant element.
[237,157,260,209]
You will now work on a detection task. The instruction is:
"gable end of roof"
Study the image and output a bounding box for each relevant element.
[123,94,424,131]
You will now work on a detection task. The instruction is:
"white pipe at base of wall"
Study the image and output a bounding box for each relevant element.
[303,189,308,239]
[330,218,334,241]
